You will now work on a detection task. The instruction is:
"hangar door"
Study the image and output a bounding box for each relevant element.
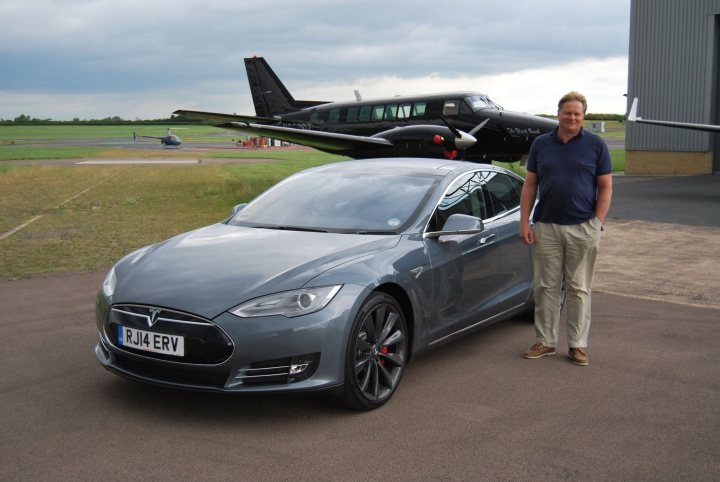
[714,15,720,173]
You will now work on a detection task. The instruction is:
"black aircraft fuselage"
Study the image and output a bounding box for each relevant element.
[175,57,558,163]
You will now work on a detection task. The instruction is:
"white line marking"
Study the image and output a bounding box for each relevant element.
[75,159,198,165]
[0,172,120,241]
[0,215,44,241]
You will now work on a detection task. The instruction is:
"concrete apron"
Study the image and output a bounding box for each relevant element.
[594,220,720,310]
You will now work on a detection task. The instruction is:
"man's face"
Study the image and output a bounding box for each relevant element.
[558,100,585,135]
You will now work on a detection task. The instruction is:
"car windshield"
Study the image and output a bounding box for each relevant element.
[230,170,440,233]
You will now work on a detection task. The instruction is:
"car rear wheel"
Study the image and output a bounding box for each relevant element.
[339,292,407,411]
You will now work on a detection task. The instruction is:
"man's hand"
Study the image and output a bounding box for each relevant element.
[519,223,534,245]
[519,171,538,246]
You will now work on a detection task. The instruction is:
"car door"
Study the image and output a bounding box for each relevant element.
[423,169,503,343]
[482,171,533,313]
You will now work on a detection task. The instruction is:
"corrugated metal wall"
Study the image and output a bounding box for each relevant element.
[627,0,720,152]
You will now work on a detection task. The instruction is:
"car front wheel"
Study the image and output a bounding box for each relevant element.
[339,292,408,411]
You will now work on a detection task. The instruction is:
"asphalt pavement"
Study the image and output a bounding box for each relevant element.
[610,174,720,227]
[0,272,718,481]
[1,165,719,481]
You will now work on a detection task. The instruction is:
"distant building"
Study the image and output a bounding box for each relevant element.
[627,0,720,174]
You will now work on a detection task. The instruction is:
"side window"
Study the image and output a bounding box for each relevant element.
[329,108,340,123]
[310,111,319,124]
[443,100,460,116]
[371,105,385,121]
[430,171,489,231]
[484,172,522,217]
[384,104,398,120]
[411,102,427,117]
[347,107,359,123]
[359,106,372,122]
[397,104,412,119]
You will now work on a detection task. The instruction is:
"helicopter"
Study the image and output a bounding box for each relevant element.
[133,128,182,148]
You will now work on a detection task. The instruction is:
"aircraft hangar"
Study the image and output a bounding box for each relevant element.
[626,0,720,175]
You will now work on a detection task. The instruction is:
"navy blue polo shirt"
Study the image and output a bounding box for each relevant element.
[527,127,612,225]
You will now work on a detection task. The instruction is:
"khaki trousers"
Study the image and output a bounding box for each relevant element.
[532,218,602,348]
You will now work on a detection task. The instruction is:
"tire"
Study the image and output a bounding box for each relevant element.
[338,292,408,411]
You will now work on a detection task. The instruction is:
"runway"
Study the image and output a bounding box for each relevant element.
[75,159,199,164]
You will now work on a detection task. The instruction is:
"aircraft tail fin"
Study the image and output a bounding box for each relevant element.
[244,56,327,117]
[628,98,639,121]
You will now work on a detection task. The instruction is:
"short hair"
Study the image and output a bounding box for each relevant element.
[558,91,587,114]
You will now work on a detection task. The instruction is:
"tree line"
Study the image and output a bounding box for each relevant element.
[3,112,628,126]
[0,114,208,125]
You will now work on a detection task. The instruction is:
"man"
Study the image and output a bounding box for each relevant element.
[519,91,612,366]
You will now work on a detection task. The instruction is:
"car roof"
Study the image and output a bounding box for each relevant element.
[307,158,504,178]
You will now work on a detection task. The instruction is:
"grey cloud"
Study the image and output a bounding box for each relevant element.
[0,0,630,118]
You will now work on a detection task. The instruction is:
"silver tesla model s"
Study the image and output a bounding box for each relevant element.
[95,158,533,410]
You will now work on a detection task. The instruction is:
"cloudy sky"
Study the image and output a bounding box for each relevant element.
[0,0,630,120]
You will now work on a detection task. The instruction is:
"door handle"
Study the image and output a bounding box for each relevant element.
[479,233,496,245]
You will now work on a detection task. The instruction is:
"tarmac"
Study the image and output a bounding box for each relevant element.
[0,168,719,480]
[594,175,720,310]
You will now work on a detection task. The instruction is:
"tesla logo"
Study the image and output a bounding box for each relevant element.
[147,308,162,327]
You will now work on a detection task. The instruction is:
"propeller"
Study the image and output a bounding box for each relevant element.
[439,115,464,139]
[469,118,489,136]
[433,117,490,160]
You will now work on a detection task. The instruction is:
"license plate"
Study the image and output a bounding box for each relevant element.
[117,325,185,357]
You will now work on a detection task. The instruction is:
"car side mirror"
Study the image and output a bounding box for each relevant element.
[424,213,485,238]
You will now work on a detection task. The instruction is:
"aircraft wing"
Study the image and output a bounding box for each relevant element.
[216,122,393,151]
[173,109,278,124]
[628,98,720,133]
[174,109,392,151]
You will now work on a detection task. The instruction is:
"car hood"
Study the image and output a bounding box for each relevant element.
[112,223,400,318]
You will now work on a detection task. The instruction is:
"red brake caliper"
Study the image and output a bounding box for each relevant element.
[379,346,389,365]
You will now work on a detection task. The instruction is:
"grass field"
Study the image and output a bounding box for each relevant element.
[0,125,627,278]
[0,154,347,279]
[585,120,627,138]
[0,124,239,143]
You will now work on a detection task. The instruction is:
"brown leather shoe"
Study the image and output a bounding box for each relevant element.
[569,347,589,366]
[522,342,556,359]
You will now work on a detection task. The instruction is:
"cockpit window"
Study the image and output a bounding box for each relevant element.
[466,95,503,111]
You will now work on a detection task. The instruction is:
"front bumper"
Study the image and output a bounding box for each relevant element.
[95,284,369,393]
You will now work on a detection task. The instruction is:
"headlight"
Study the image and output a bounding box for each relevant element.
[230,285,342,318]
[102,266,116,298]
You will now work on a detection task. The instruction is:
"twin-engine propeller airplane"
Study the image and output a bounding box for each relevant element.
[174,56,558,162]
[133,128,182,147]
[628,98,720,133]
